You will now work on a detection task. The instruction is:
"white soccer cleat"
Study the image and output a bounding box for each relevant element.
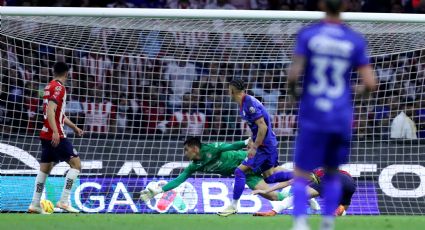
[28,204,51,215]
[309,198,321,211]
[217,205,237,217]
[56,201,80,213]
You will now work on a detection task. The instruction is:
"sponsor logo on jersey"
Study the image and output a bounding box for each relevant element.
[249,106,256,114]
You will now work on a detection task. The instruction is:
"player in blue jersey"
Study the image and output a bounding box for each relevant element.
[287,1,376,230]
[217,78,295,216]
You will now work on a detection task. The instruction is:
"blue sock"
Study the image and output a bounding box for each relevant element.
[292,177,309,217]
[264,171,294,183]
[323,173,342,216]
[233,168,246,200]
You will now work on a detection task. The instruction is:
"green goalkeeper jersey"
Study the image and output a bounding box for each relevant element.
[162,141,248,192]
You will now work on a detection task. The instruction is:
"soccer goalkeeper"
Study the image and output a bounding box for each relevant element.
[139,136,290,203]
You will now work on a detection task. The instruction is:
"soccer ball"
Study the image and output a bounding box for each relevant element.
[40,199,54,214]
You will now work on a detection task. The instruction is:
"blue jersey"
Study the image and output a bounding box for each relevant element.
[239,95,277,147]
[294,21,370,133]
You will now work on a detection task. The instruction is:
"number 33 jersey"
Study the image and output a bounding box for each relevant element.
[294,20,370,133]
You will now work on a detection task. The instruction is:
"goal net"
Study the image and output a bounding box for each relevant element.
[1,8,425,214]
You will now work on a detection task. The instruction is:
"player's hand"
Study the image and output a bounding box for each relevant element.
[73,127,84,137]
[139,189,154,202]
[51,132,60,147]
[248,147,256,158]
[252,190,267,195]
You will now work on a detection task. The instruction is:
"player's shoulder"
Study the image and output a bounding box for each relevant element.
[342,24,367,44]
[297,22,323,37]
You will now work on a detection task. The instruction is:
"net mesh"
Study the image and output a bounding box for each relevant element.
[1,14,425,214]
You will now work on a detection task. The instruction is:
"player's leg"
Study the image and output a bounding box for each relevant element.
[292,128,328,230]
[217,164,251,216]
[29,140,56,214]
[320,133,351,230]
[55,138,80,213]
[335,173,356,216]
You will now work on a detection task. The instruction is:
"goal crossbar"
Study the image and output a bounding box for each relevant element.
[1,7,425,23]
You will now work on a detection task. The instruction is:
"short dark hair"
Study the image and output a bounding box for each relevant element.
[324,0,343,14]
[229,78,245,91]
[184,136,202,148]
[53,62,70,76]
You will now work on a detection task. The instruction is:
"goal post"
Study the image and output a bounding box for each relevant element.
[1,7,425,214]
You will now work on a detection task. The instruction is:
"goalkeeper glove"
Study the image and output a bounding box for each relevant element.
[139,186,164,202]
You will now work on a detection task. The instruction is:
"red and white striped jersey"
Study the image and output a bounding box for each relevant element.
[40,80,67,140]
[169,111,207,135]
[83,101,114,133]
[272,114,297,136]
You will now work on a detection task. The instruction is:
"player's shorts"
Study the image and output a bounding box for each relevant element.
[40,138,78,163]
[294,127,351,172]
[309,173,357,206]
[242,145,279,174]
[246,172,264,190]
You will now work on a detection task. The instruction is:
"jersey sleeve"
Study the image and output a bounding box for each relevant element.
[294,29,308,57]
[49,85,65,104]
[353,36,370,68]
[161,163,196,192]
[245,100,263,122]
[216,140,248,152]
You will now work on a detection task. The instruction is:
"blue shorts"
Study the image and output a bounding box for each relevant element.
[309,173,356,206]
[242,145,279,174]
[40,138,78,163]
[294,127,351,172]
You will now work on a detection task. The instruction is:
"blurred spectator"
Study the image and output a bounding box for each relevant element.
[140,0,167,8]
[64,92,85,135]
[163,57,197,112]
[24,81,41,133]
[168,0,199,8]
[83,91,115,133]
[273,97,296,136]
[391,101,418,139]
[167,92,207,135]
[116,94,130,133]
[204,0,237,9]
[208,103,227,135]
[251,71,281,115]
[142,86,167,134]
[107,0,135,8]
[80,53,113,90]
[0,81,11,134]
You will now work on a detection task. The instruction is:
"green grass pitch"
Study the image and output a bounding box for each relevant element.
[0,214,423,230]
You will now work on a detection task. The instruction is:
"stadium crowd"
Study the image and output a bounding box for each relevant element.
[0,0,424,140]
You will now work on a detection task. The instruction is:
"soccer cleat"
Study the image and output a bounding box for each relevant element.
[310,173,320,184]
[217,205,237,217]
[56,201,80,213]
[334,205,346,216]
[28,204,50,214]
[253,210,277,217]
[309,198,321,211]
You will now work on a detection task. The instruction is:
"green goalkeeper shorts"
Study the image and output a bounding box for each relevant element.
[246,172,263,190]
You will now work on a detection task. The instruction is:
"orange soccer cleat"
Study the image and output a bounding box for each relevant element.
[253,210,277,217]
[334,205,346,216]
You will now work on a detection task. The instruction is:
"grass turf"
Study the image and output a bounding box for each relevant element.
[0,214,423,230]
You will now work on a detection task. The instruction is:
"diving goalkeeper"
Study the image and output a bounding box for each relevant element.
[139,136,293,202]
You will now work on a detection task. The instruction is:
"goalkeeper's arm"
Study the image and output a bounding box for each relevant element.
[140,166,194,202]
[217,138,251,152]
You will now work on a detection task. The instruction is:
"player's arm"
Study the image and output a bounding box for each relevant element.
[140,165,196,202]
[64,116,84,137]
[252,179,293,195]
[252,117,268,149]
[217,138,251,152]
[47,101,60,147]
[356,65,376,97]
[287,55,306,98]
